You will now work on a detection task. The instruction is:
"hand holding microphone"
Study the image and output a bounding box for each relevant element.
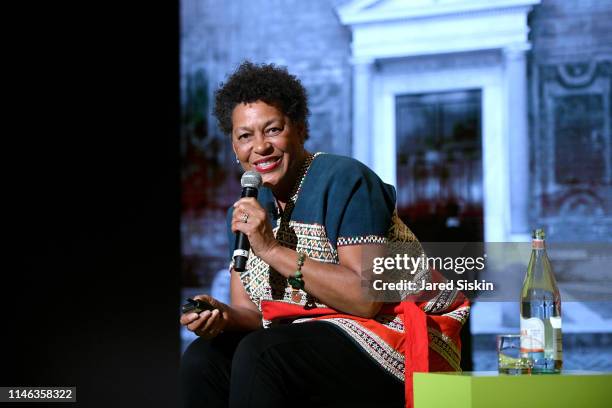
[232,171,278,271]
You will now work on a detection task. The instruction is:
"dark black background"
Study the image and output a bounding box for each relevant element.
[3,1,180,406]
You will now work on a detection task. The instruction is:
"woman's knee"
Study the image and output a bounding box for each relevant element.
[181,335,241,408]
[181,334,237,376]
[231,327,308,380]
[181,337,216,376]
[183,330,249,374]
[231,328,290,376]
[231,330,268,365]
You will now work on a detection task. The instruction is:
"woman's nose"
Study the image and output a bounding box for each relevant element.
[253,134,272,154]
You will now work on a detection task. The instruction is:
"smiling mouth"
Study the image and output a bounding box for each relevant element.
[253,156,282,173]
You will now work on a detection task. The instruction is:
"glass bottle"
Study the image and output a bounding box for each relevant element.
[520,228,562,373]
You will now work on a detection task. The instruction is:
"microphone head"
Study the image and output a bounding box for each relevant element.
[241,170,262,189]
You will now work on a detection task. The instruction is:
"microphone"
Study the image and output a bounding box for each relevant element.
[233,171,263,272]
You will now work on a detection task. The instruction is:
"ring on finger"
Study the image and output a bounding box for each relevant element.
[241,212,249,223]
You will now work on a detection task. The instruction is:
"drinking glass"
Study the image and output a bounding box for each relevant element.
[497,334,533,374]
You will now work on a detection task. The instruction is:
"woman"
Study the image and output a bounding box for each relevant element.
[180,61,469,408]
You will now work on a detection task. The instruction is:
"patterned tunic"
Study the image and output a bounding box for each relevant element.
[227,153,469,407]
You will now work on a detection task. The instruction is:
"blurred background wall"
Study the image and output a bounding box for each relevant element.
[179,0,612,370]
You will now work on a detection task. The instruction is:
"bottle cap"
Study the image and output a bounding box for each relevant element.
[532,228,545,240]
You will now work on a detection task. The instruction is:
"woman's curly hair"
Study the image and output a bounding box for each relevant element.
[213,61,309,139]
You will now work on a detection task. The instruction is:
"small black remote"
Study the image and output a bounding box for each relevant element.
[181,298,216,314]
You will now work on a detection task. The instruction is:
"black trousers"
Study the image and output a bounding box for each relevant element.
[180,321,404,408]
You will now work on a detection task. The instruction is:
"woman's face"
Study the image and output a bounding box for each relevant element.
[231,100,306,196]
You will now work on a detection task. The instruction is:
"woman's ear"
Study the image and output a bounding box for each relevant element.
[231,137,242,164]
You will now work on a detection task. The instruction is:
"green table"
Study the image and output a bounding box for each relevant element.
[414,371,612,408]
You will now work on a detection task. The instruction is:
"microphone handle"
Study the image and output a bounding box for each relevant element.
[233,186,258,272]
[233,235,250,272]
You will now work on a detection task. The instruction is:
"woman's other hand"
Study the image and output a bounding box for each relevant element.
[231,197,278,259]
[180,295,228,340]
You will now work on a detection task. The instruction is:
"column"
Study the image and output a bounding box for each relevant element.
[351,58,375,167]
[504,44,531,240]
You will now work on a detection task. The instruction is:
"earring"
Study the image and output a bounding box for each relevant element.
[235,155,240,164]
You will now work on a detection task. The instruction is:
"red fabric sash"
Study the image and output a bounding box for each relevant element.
[261,300,431,408]
[401,301,429,408]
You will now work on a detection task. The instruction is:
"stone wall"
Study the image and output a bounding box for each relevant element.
[529,0,612,242]
[179,0,612,286]
[181,0,354,155]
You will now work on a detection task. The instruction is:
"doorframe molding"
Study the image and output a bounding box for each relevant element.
[373,56,510,242]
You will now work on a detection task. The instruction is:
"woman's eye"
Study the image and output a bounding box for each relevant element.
[267,127,282,134]
[238,133,250,140]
